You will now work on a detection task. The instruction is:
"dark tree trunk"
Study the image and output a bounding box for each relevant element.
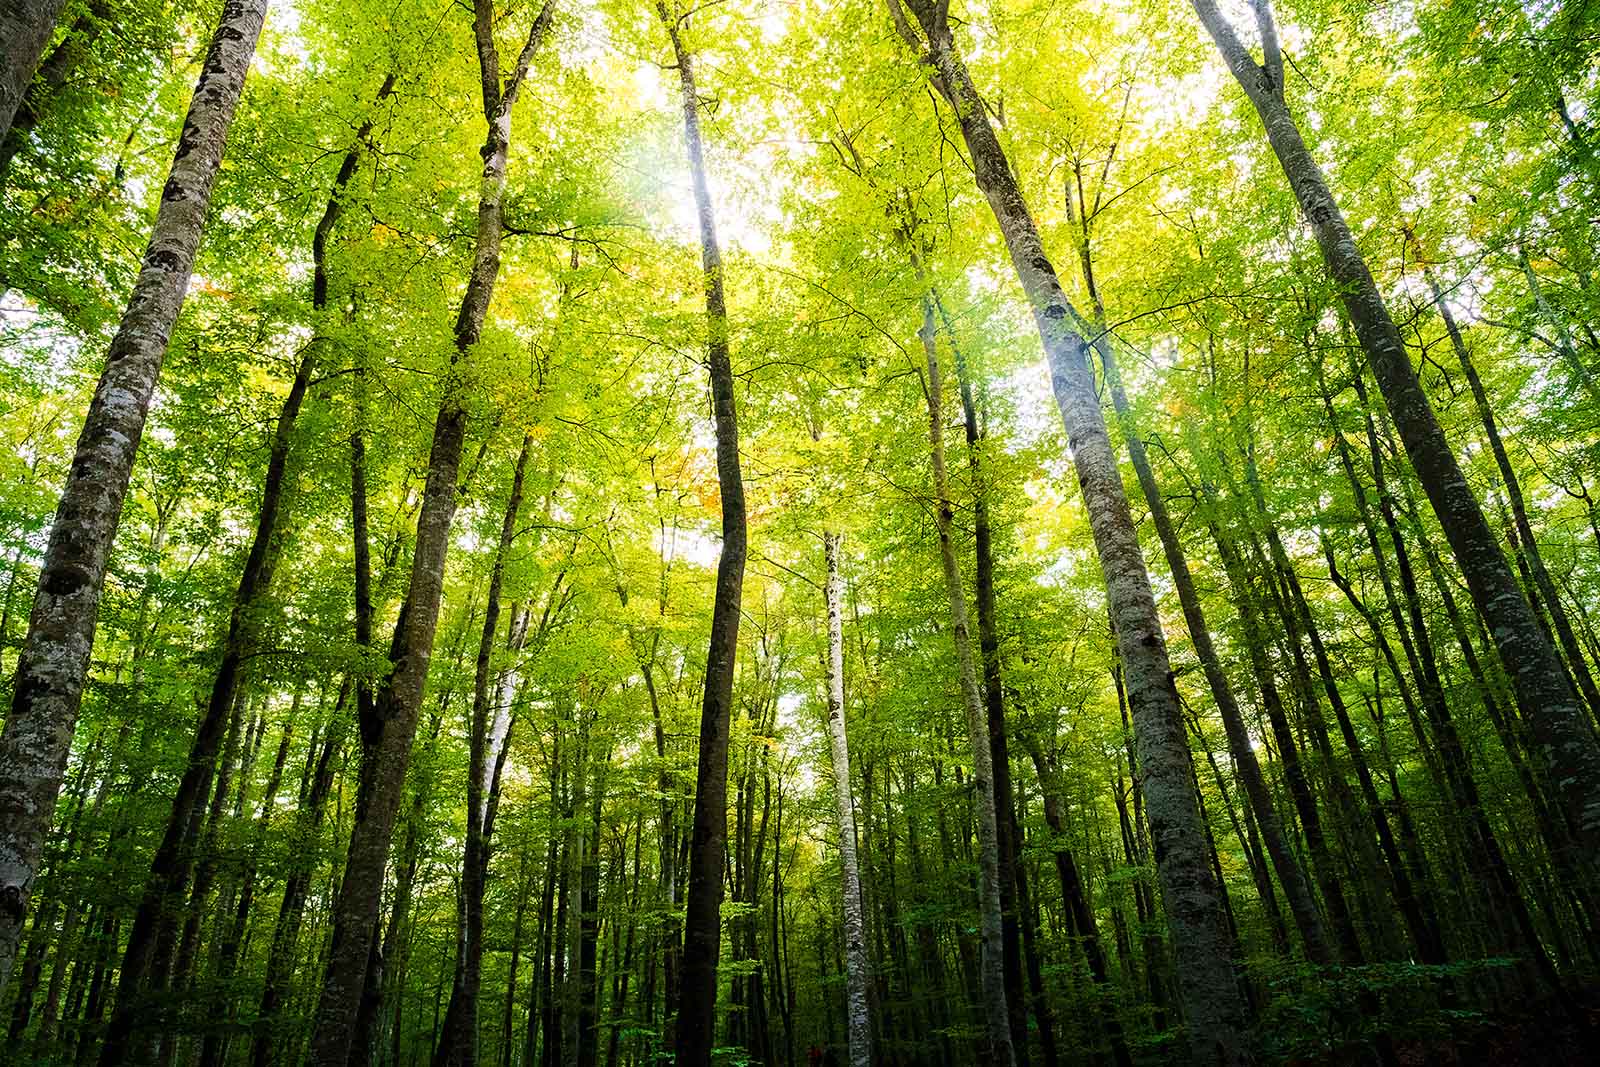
[885,5,1251,1058]
[1097,340,1332,967]
[913,287,1014,1065]
[1023,737,1131,1067]
[0,3,108,185]
[197,718,295,1067]
[0,0,70,151]
[576,758,605,1067]
[436,437,532,1067]
[250,688,348,1067]
[306,8,553,1062]
[1191,0,1600,851]
[938,299,1056,1065]
[657,7,750,1066]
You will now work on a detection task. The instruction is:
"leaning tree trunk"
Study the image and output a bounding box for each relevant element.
[914,290,1017,1067]
[657,6,750,1066]
[103,68,393,1062]
[1190,0,1600,850]
[1423,262,1600,724]
[0,0,268,998]
[822,532,872,1067]
[1092,310,1331,967]
[887,4,1250,1061]
[1067,183,1327,964]
[0,0,69,150]
[305,5,554,1063]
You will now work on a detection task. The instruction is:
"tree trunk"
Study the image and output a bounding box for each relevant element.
[821,532,871,1067]
[305,8,552,1063]
[250,688,348,1067]
[0,0,268,996]
[1190,0,1600,850]
[576,753,606,1067]
[1424,262,1600,725]
[657,7,750,1065]
[1023,737,1131,1067]
[1096,340,1331,967]
[436,436,532,1067]
[197,717,295,1067]
[937,297,1051,1065]
[0,3,110,185]
[914,289,1016,1067]
[886,6,1251,1059]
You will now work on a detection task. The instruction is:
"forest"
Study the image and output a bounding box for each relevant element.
[0,0,1598,1064]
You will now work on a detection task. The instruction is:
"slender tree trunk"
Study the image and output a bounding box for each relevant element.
[885,7,1250,1059]
[821,532,871,1067]
[913,290,1016,1067]
[1516,246,1600,407]
[0,0,269,996]
[1096,345,1331,966]
[197,718,294,1067]
[526,757,561,1067]
[936,297,1053,1064]
[1190,0,1600,850]
[0,3,111,185]
[250,687,347,1067]
[1424,262,1600,724]
[1023,737,1131,1067]
[657,8,750,1065]
[437,437,532,1067]
[307,8,553,1062]
[576,754,606,1067]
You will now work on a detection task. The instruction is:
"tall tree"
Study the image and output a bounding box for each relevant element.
[886,3,1253,1061]
[656,5,750,1064]
[0,0,269,997]
[305,4,556,1061]
[0,0,70,148]
[915,287,1017,1067]
[821,532,871,1067]
[1190,0,1600,851]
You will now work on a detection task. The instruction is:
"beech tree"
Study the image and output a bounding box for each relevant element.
[0,0,268,997]
[0,1,1596,1065]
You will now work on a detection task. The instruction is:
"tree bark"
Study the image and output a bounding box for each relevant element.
[937,297,1048,1064]
[306,6,554,1062]
[0,3,109,185]
[1424,262,1600,725]
[1190,0,1600,849]
[436,437,532,1067]
[822,532,872,1067]
[915,290,1016,1067]
[0,0,268,997]
[249,685,347,1067]
[657,7,750,1065]
[1095,336,1331,967]
[197,716,294,1067]
[1023,736,1131,1067]
[102,68,394,1061]
[0,0,70,151]
[886,4,1251,1060]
